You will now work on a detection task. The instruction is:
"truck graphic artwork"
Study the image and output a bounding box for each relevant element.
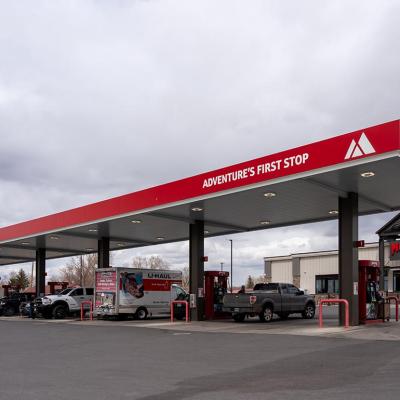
[120,272,144,299]
[95,271,117,308]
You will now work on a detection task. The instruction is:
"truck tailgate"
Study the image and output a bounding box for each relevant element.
[223,293,253,308]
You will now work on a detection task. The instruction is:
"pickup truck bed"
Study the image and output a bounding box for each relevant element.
[223,282,315,322]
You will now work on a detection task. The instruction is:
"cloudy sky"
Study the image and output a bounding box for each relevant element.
[0,0,399,285]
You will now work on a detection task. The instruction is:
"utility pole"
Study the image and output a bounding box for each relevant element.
[30,261,34,287]
[80,255,83,286]
[220,262,224,272]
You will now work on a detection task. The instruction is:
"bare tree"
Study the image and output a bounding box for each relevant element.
[131,256,170,270]
[243,274,266,289]
[47,274,62,282]
[58,254,98,287]
[254,274,267,284]
[131,256,147,269]
[181,266,189,291]
[245,275,255,289]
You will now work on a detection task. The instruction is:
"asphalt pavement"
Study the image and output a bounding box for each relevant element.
[1,317,400,400]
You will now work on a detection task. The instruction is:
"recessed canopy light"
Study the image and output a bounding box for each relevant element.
[260,220,271,225]
[191,207,203,212]
[156,237,165,241]
[329,210,339,215]
[88,228,98,233]
[131,219,142,224]
[49,235,59,240]
[360,171,375,178]
[85,248,94,252]
[117,243,125,247]
[263,192,276,198]
[204,230,209,234]
[21,242,30,246]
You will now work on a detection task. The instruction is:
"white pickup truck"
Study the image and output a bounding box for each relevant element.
[35,287,94,319]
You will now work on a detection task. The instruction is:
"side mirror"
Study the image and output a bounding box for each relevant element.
[297,290,304,296]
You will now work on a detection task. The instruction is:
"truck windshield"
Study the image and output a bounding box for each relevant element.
[253,283,279,292]
[58,288,73,295]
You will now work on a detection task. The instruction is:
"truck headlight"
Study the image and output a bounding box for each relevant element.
[42,297,52,305]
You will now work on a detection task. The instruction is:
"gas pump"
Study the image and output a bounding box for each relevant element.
[204,271,230,320]
[359,260,384,324]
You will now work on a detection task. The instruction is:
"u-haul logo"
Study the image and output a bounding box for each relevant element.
[345,132,376,160]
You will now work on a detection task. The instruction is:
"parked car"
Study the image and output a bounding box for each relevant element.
[0,293,34,317]
[223,282,316,322]
[35,287,94,319]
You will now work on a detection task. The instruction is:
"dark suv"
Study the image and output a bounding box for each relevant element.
[0,293,34,317]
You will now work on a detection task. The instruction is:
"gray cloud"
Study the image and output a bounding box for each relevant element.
[0,0,399,281]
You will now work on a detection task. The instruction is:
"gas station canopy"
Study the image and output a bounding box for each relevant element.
[0,119,399,266]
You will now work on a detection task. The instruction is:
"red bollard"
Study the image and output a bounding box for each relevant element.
[170,300,189,322]
[80,300,93,321]
[386,296,399,322]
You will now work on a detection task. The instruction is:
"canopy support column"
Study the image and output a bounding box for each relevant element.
[35,248,46,298]
[379,237,385,292]
[98,237,110,269]
[189,220,204,321]
[339,192,359,326]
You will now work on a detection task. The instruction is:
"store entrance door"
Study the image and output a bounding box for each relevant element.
[393,271,400,293]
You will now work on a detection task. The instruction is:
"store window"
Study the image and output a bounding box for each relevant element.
[393,271,400,292]
[315,275,339,294]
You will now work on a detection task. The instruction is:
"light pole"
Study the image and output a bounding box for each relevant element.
[220,262,224,272]
[229,239,233,293]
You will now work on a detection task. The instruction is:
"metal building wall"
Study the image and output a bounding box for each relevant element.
[266,243,398,295]
[271,260,292,283]
[300,254,338,294]
[359,246,379,261]
[300,247,381,294]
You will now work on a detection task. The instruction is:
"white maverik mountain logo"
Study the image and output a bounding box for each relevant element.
[345,132,376,160]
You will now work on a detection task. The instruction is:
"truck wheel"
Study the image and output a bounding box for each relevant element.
[233,313,245,322]
[277,312,290,320]
[52,304,68,319]
[3,306,15,317]
[259,305,273,322]
[302,303,315,319]
[135,307,148,320]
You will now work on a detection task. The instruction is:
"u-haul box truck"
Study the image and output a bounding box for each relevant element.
[94,267,187,320]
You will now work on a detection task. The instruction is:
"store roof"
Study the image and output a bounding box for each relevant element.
[376,212,400,238]
[0,119,399,266]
